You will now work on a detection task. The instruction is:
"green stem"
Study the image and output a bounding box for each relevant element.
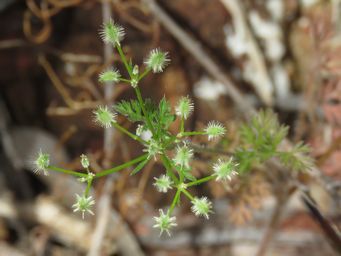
[134,87,156,134]
[187,175,215,187]
[119,78,131,83]
[138,67,151,80]
[160,154,179,183]
[178,131,206,137]
[168,188,181,215]
[180,118,184,134]
[116,45,132,77]
[112,122,146,144]
[85,178,93,197]
[95,154,148,178]
[181,188,194,201]
[48,166,87,178]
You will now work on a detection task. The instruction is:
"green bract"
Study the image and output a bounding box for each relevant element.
[213,158,238,182]
[93,106,116,128]
[173,143,193,169]
[175,96,194,120]
[144,139,163,160]
[100,19,125,46]
[34,150,50,176]
[204,121,226,141]
[99,69,121,83]
[153,209,177,236]
[145,48,170,73]
[72,194,95,219]
[153,174,173,193]
[191,197,213,219]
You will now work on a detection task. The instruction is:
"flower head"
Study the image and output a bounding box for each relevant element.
[99,69,121,83]
[99,19,125,46]
[78,172,95,183]
[72,194,95,219]
[204,121,226,140]
[143,139,163,160]
[130,78,138,88]
[175,96,194,120]
[213,158,238,182]
[144,48,170,73]
[80,154,90,169]
[173,143,193,169]
[153,174,173,193]
[33,150,50,175]
[93,106,116,128]
[191,197,213,219]
[153,209,177,236]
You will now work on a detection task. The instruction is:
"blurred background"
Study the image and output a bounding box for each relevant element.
[0,0,340,255]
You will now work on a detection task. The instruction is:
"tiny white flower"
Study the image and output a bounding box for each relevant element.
[93,106,117,128]
[99,19,125,46]
[72,194,95,219]
[144,48,170,73]
[153,209,177,236]
[80,154,90,169]
[213,158,239,182]
[173,143,193,169]
[99,69,121,83]
[78,172,95,183]
[175,96,194,120]
[204,121,226,141]
[136,124,152,141]
[136,124,145,136]
[132,65,139,76]
[130,78,138,88]
[191,197,213,219]
[153,174,173,193]
[33,150,50,175]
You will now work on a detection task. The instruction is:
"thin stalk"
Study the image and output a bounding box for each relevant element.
[187,175,215,187]
[134,87,156,134]
[119,78,131,83]
[181,188,194,201]
[168,188,181,215]
[180,118,184,134]
[116,44,132,77]
[48,166,87,178]
[85,178,93,197]
[138,67,151,80]
[160,154,179,183]
[112,122,146,144]
[95,154,148,178]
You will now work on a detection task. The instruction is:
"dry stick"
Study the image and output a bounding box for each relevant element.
[87,3,115,254]
[220,0,274,106]
[255,190,291,256]
[88,2,144,256]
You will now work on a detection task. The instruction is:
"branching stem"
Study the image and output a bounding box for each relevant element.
[95,154,148,178]
[48,166,87,178]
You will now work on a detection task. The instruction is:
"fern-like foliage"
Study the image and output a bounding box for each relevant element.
[114,99,155,122]
[115,97,175,143]
[240,109,288,154]
[278,142,314,171]
[154,97,175,130]
[236,109,313,173]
